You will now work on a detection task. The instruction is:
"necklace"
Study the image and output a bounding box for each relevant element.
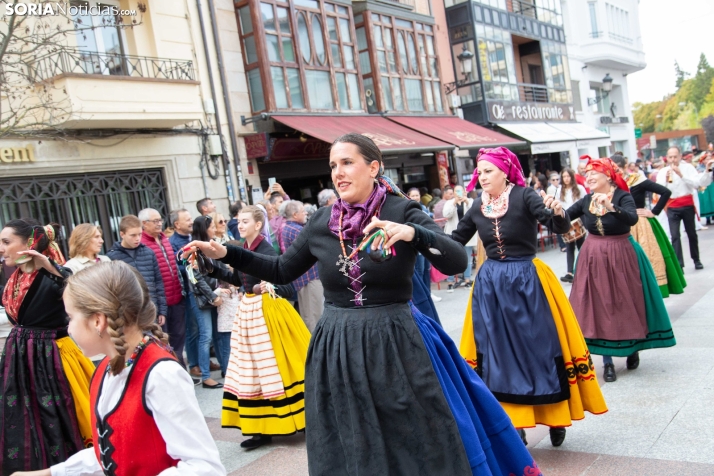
[107,334,152,373]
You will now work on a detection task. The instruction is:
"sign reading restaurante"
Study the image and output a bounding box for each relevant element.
[0,146,35,163]
[488,101,574,123]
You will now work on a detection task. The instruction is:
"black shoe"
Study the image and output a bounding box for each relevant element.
[517,429,527,446]
[240,435,272,450]
[202,381,224,389]
[549,427,566,447]
[560,273,573,283]
[447,284,454,293]
[626,352,640,370]
[603,363,617,382]
[192,377,201,386]
[695,261,704,270]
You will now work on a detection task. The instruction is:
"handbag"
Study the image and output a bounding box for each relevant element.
[190,277,218,310]
[217,287,241,333]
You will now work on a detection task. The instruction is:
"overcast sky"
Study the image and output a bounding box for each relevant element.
[627,0,714,106]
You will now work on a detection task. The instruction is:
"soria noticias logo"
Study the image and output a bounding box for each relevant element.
[4,3,137,16]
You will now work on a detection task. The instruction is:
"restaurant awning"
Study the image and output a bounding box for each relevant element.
[386,116,525,150]
[547,122,611,149]
[272,115,453,154]
[496,122,577,154]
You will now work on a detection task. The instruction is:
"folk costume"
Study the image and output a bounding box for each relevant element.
[454,147,607,432]
[210,234,311,439]
[50,336,225,476]
[567,158,676,359]
[626,172,686,297]
[0,227,94,475]
[216,176,539,476]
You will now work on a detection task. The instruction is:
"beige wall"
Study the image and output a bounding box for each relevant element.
[0,135,233,219]
[431,0,455,111]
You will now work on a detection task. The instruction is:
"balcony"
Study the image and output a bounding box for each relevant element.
[484,81,571,105]
[579,30,645,74]
[27,50,204,129]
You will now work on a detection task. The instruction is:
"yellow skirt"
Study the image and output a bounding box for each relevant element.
[57,336,95,446]
[459,258,608,428]
[222,294,311,436]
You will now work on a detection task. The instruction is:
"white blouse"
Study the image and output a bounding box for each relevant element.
[556,185,587,209]
[50,360,225,476]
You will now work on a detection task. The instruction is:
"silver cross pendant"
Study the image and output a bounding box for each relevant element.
[336,254,355,277]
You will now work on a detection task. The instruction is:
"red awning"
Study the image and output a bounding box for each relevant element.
[387,116,525,150]
[272,115,453,154]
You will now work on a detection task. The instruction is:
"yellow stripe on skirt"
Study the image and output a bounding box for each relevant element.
[459,258,608,428]
[56,336,94,446]
[222,294,311,436]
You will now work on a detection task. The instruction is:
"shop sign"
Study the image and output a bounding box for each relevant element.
[437,152,450,190]
[449,24,473,42]
[600,116,629,125]
[0,145,35,163]
[267,137,332,162]
[487,100,574,122]
[244,133,269,160]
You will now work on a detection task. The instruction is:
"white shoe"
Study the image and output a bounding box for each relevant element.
[431,293,442,302]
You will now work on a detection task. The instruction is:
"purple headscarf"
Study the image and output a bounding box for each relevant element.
[255,204,273,245]
[466,146,526,192]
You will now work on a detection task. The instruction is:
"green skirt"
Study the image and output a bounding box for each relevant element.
[649,217,686,297]
[585,236,677,357]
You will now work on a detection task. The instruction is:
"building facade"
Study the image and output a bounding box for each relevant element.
[443,0,615,176]
[1,0,250,252]
[561,0,645,162]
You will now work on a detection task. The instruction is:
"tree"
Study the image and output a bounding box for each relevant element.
[0,1,144,138]
[702,115,714,146]
[675,60,690,89]
[690,53,714,110]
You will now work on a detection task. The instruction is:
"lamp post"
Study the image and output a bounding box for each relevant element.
[587,73,613,106]
[444,44,475,95]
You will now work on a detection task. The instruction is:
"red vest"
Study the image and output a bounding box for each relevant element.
[90,342,179,476]
[141,231,183,306]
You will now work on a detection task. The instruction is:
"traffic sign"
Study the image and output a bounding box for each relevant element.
[635,128,642,139]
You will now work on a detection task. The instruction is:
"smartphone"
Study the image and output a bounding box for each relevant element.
[268,177,276,190]
[455,188,463,197]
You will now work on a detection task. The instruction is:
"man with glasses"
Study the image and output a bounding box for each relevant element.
[546,173,560,196]
[139,208,187,366]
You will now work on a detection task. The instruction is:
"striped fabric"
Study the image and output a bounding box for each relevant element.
[224,293,284,399]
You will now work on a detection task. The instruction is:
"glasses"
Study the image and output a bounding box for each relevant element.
[145,219,164,225]
[217,220,226,224]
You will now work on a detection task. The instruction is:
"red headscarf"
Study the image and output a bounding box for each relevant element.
[583,156,629,192]
[466,147,526,192]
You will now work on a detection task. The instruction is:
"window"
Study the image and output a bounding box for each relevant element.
[605,2,631,43]
[357,14,444,113]
[71,0,127,75]
[237,0,362,113]
[588,2,599,37]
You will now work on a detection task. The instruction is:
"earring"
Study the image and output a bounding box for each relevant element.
[97,330,102,337]
[373,177,378,183]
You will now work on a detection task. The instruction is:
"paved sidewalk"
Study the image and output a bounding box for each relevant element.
[197,229,714,475]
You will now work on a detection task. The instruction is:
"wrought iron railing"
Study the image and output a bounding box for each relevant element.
[505,0,562,26]
[589,31,603,38]
[507,0,536,19]
[28,49,195,82]
[608,32,633,44]
[484,80,571,104]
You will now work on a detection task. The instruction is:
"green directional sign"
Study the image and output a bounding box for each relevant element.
[635,128,642,139]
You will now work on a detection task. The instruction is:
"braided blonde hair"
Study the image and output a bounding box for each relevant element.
[64,261,169,375]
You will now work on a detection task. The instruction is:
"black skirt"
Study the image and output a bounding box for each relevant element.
[305,302,471,475]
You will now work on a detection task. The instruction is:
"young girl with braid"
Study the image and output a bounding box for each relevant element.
[12,260,225,476]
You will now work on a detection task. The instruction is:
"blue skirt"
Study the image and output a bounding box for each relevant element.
[472,257,568,405]
[410,302,540,475]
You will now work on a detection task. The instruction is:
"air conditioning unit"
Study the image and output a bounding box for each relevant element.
[207,134,223,156]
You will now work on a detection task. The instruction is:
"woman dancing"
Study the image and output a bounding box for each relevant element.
[0,219,94,474]
[186,133,540,475]
[452,147,607,447]
[567,157,676,383]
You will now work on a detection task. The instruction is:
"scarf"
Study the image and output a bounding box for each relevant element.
[481,183,514,219]
[584,156,629,192]
[328,182,387,241]
[466,147,526,192]
[588,188,616,217]
[2,268,39,321]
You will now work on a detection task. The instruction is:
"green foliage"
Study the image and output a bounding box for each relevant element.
[675,60,690,89]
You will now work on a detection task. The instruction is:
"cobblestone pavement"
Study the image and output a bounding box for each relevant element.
[197,228,714,475]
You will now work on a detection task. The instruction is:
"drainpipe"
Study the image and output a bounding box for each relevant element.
[206,0,248,202]
[195,0,236,202]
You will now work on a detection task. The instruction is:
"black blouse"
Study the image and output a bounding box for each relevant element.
[217,194,467,308]
[566,188,638,236]
[210,239,294,299]
[629,179,671,216]
[8,266,71,331]
[451,186,571,260]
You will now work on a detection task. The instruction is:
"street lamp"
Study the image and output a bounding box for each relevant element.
[587,73,613,106]
[444,44,476,95]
